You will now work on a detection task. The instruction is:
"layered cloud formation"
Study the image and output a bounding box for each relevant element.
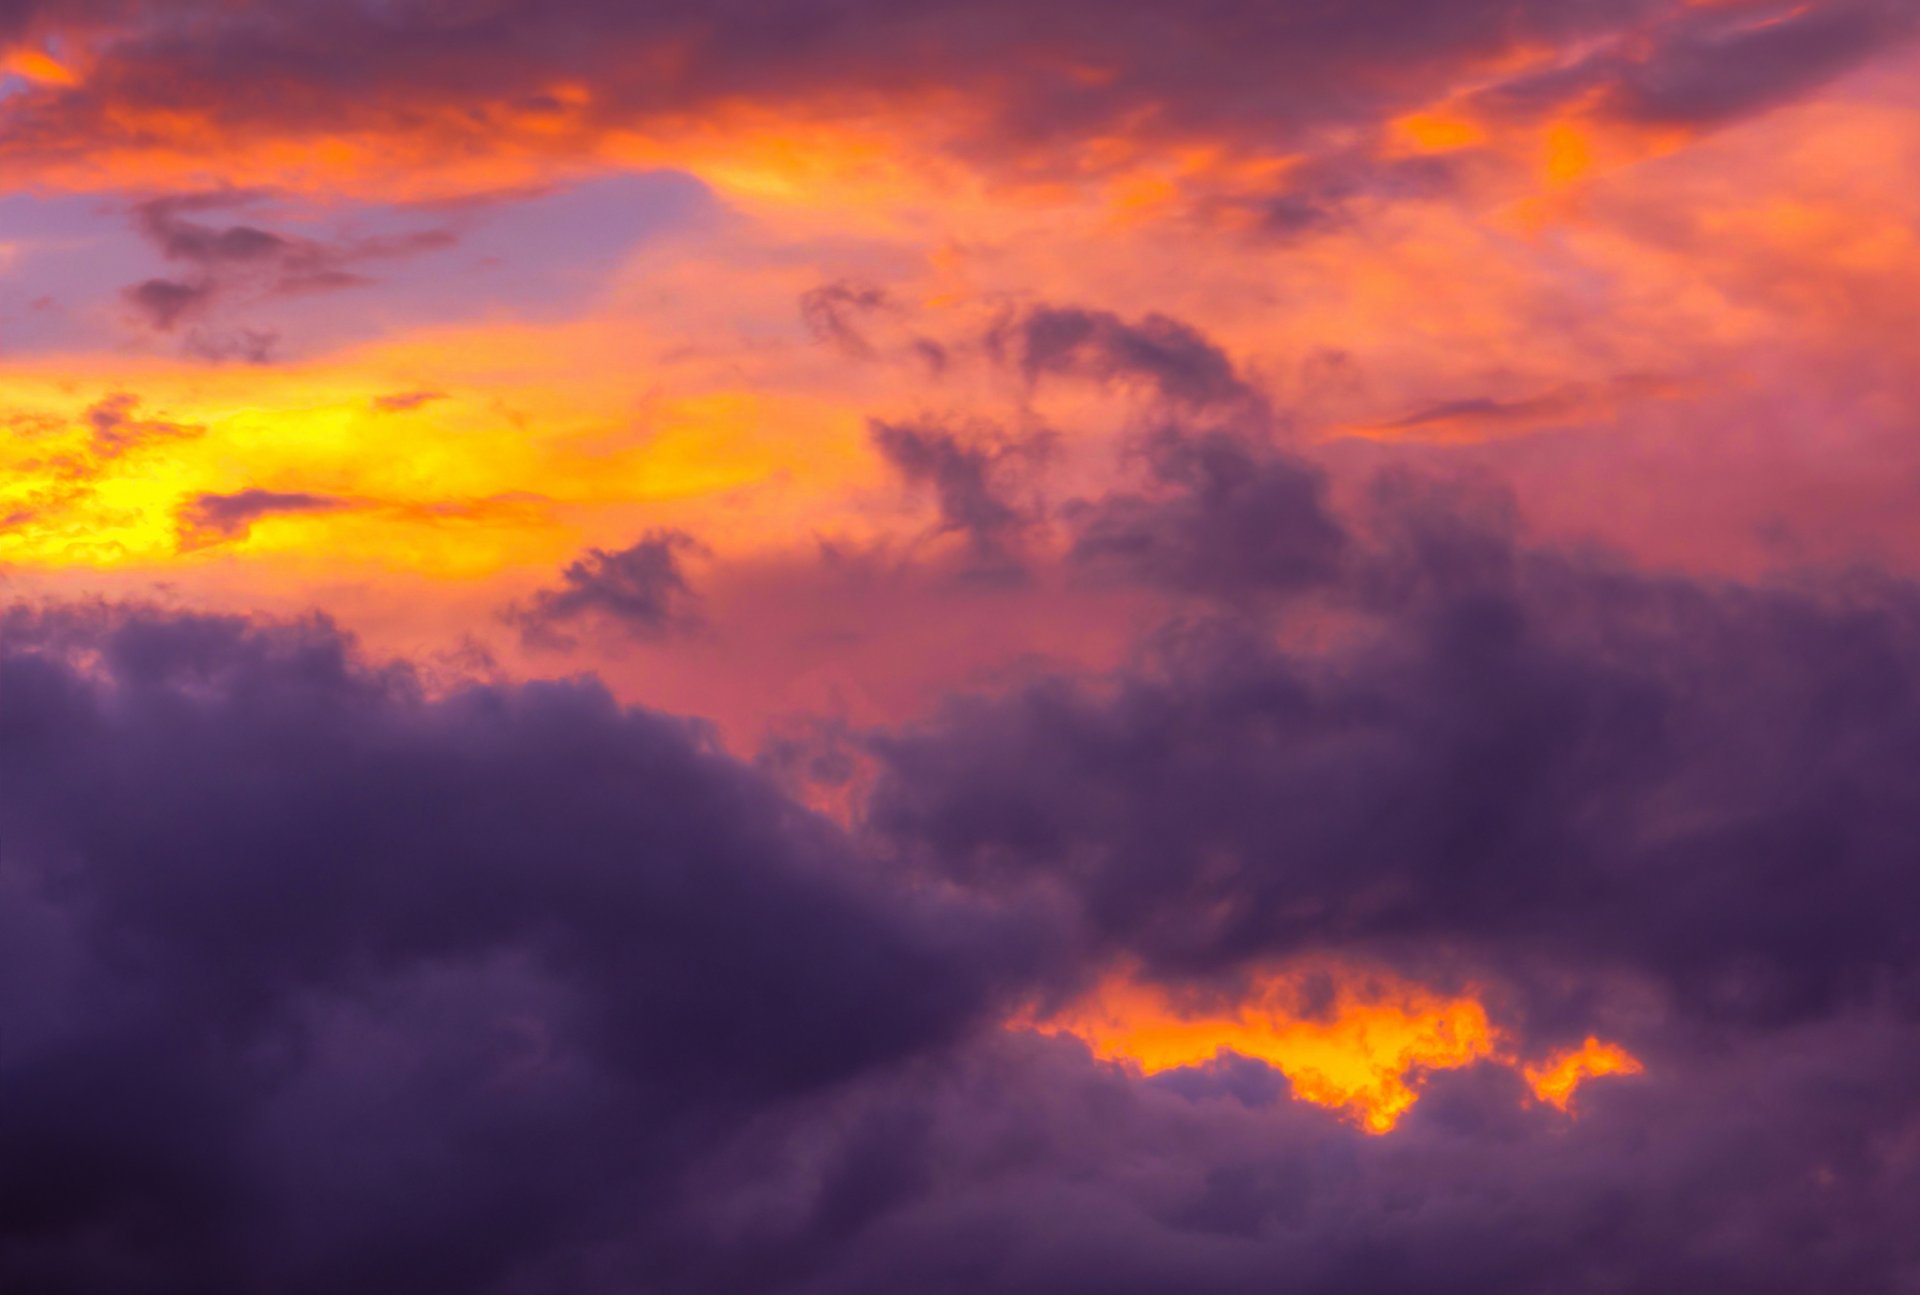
[8,489,1920,1289]
[5,0,1920,1291]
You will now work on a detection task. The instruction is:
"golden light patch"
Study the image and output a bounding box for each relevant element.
[1392,109,1489,155]
[1016,964,1642,1133]
[1524,1036,1646,1111]
[1541,121,1597,187]
[3,46,79,86]
[1018,965,1499,1133]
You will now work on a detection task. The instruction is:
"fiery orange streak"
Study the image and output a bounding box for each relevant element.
[1017,965,1642,1133]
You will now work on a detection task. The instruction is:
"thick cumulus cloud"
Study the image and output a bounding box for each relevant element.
[9,475,1920,1288]
[869,468,1920,1032]
[4,0,1913,191]
[0,606,1021,1294]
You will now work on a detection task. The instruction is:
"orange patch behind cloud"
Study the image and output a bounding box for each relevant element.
[1017,964,1641,1133]
[1524,1036,1647,1110]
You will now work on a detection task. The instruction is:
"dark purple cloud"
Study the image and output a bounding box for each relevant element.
[175,488,348,548]
[135,193,291,264]
[510,529,708,647]
[638,1021,1920,1295]
[1001,306,1259,412]
[0,605,1024,1295]
[870,419,1050,575]
[1065,425,1347,597]
[7,514,1920,1288]
[1605,0,1916,126]
[869,470,1920,1032]
[122,276,215,330]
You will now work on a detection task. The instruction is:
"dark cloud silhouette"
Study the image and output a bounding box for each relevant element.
[636,1020,1920,1295]
[0,605,1020,1295]
[870,479,1920,1031]
[510,529,708,647]
[870,420,1049,573]
[175,488,348,548]
[1002,306,1258,411]
[1606,0,1915,126]
[1065,427,1347,597]
[123,276,215,330]
[9,496,1920,1287]
[135,192,290,263]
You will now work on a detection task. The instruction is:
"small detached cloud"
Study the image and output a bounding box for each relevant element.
[175,488,349,549]
[509,529,708,648]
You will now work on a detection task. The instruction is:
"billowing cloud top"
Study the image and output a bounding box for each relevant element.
[5,1,1920,1291]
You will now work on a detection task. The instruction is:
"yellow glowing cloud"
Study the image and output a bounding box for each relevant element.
[1016,963,1642,1133]
[0,312,885,582]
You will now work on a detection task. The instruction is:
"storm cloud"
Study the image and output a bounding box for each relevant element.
[0,605,1022,1294]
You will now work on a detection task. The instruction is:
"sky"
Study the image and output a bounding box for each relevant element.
[4,1,1920,1291]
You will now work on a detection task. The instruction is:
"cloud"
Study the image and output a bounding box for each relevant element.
[82,391,203,460]
[1604,1,1915,127]
[801,281,892,358]
[122,276,215,330]
[509,529,708,647]
[175,488,349,548]
[9,477,1920,1288]
[9,0,1907,200]
[1065,426,1347,598]
[1000,306,1260,412]
[1364,376,1680,441]
[0,604,1021,1295]
[868,474,1920,1032]
[870,420,1050,575]
[637,1018,1920,1295]
[371,389,448,413]
[119,191,456,348]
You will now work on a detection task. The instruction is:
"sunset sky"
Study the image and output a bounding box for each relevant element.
[5,2,1920,1291]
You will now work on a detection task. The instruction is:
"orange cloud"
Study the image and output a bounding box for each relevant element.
[2,45,79,87]
[1016,962,1643,1133]
[1525,1036,1647,1111]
